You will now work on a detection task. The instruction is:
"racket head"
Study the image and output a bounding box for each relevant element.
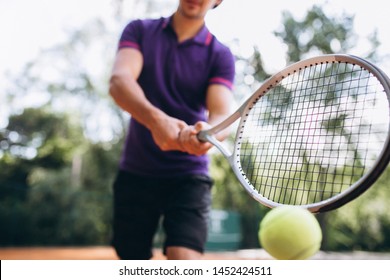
[230,54,390,212]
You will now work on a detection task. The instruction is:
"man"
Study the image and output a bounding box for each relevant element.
[109,0,235,260]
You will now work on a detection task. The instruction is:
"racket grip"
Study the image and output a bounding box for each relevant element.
[197,130,209,142]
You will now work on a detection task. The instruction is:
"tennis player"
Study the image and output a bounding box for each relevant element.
[109,0,235,260]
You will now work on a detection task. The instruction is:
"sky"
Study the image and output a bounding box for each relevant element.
[0,0,389,76]
[208,0,390,72]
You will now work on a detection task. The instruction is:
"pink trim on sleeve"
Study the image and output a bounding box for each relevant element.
[209,77,234,90]
[118,41,140,50]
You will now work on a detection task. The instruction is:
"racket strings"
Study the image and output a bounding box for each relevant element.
[238,61,389,206]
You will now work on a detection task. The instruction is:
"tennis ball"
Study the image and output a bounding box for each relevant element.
[258,206,322,260]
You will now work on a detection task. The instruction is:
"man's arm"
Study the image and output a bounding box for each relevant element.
[109,48,187,151]
[205,83,235,140]
[178,84,234,156]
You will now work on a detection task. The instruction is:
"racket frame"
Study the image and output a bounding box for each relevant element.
[198,54,390,213]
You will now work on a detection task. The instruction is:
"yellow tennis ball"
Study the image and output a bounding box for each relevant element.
[258,206,322,260]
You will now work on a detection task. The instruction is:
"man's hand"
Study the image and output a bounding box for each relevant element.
[149,114,188,152]
[178,121,213,156]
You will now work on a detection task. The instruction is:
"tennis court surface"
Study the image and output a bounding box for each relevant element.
[1,247,389,260]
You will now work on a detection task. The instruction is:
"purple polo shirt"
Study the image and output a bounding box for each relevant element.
[117,16,235,177]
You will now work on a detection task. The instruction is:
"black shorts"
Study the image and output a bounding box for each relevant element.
[111,170,213,260]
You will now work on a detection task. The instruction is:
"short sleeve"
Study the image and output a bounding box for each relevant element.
[208,46,235,90]
[118,20,143,51]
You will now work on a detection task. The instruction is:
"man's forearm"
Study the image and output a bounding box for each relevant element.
[109,73,165,130]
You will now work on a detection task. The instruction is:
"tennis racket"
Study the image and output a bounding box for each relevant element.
[198,54,390,213]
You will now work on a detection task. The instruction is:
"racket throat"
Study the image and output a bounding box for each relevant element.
[198,131,232,158]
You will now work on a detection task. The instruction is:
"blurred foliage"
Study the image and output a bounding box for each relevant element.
[274,5,380,63]
[1,2,390,253]
[209,4,389,252]
[324,168,390,251]
[0,106,123,245]
[275,6,354,62]
[210,148,269,248]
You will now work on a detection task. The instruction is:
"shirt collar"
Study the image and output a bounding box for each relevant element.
[163,16,212,46]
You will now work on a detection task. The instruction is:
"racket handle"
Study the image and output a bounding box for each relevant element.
[197,130,209,142]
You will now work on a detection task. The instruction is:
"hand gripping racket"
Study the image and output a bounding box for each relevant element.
[198,54,390,213]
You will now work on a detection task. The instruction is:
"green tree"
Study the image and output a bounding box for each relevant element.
[25,140,123,245]
[1,11,126,246]
[270,5,388,251]
[274,5,381,63]
[210,150,269,248]
[275,6,355,62]
[0,107,86,245]
[210,4,388,251]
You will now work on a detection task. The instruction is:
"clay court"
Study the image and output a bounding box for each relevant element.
[1,247,390,260]
[0,247,267,260]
